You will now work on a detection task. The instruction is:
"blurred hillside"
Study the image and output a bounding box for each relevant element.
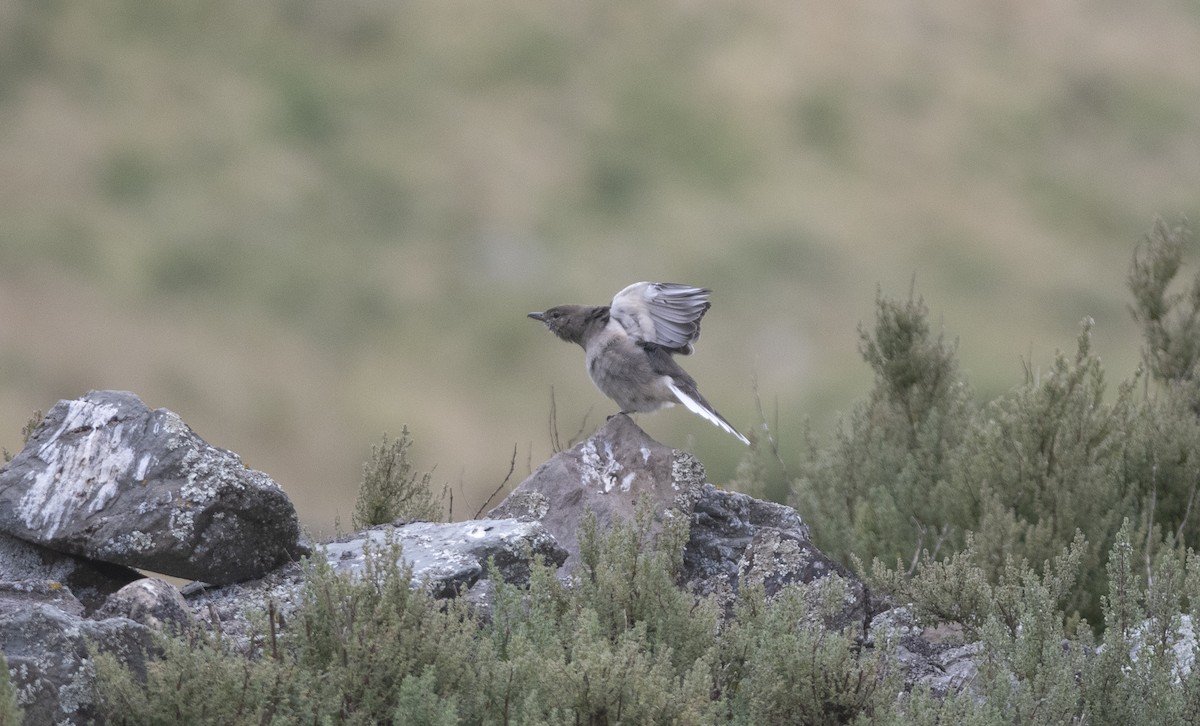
[1,1,1198,533]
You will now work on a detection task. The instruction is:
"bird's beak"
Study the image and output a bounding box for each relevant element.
[527,312,545,321]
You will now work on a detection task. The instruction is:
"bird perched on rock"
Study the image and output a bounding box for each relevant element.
[528,282,749,444]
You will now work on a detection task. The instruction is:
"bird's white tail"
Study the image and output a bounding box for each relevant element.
[667,382,750,445]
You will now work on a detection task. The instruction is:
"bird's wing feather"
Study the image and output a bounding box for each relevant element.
[667,381,750,445]
[609,282,712,353]
[641,343,750,444]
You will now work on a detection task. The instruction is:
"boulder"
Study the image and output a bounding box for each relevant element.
[319,519,567,597]
[0,581,151,725]
[0,531,142,613]
[868,606,982,698]
[488,414,706,572]
[185,518,566,648]
[488,414,871,628]
[96,577,194,633]
[0,390,307,584]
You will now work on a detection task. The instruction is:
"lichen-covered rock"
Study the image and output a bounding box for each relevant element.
[682,483,811,593]
[0,581,151,725]
[184,518,566,648]
[0,390,307,584]
[488,414,706,572]
[97,578,194,633]
[868,606,982,699]
[735,527,870,631]
[320,519,567,597]
[488,414,871,628]
[0,531,142,613]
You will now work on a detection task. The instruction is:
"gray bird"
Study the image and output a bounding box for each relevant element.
[528,282,749,444]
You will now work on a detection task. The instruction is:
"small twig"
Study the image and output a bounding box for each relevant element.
[906,519,927,577]
[566,406,593,449]
[267,599,280,661]
[1176,474,1198,547]
[549,386,561,453]
[928,524,950,561]
[1146,458,1158,586]
[751,370,789,479]
[475,444,519,518]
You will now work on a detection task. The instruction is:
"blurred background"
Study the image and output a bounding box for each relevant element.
[1,1,1198,535]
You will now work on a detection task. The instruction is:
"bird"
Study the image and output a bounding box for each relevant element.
[528,282,749,445]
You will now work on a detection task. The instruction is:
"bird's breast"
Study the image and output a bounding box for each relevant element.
[585,328,676,412]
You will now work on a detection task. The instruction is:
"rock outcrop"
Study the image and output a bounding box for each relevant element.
[185,518,567,646]
[489,414,705,572]
[0,531,142,613]
[489,413,871,629]
[0,581,151,725]
[0,390,307,584]
[0,392,986,721]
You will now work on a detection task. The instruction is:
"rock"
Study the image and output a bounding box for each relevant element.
[0,390,307,584]
[319,519,567,597]
[682,483,810,592]
[488,414,706,573]
[735,526,870,631]
[184,518,565,648]
[488,415,871,627]
[0,581,151,725]
[1121,612,1195,679]
[0,531,142,613]
[97,578,194,633]
[462,579,497,623]
[869,606,981,699]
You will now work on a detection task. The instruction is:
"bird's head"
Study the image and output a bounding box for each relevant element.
[527,305,597,346]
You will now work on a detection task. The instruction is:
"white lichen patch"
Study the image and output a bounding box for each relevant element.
[134,453,154,482]
[19,399,135,537]
[112,530,153,554]
[168,507,196,542]
[579,439,625,494]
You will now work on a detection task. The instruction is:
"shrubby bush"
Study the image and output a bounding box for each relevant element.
[352,427,444,528]
[796,219,1200,627]
[95,502,890,724]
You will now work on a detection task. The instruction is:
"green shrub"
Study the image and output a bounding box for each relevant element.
[793,288,973,569]
[353,428,443,528]
[794,223,1200,628]
[95,501,889,724]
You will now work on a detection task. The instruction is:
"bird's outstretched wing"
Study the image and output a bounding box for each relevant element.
[609,282,712,354]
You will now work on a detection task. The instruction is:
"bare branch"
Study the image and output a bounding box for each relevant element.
[474,444,519,518]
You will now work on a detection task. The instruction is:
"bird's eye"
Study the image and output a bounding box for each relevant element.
[550,311,560,319]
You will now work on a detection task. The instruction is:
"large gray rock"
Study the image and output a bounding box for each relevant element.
[0,530,142,613]
[685,484,872,630]
[869,606,982,698]
[320,519,567,597]
[488,414,707,572]
[96,577,195,633]
[185,518,566,648]
[0,390,307,584]
[0,581,152,725]
[488,414,871,628]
